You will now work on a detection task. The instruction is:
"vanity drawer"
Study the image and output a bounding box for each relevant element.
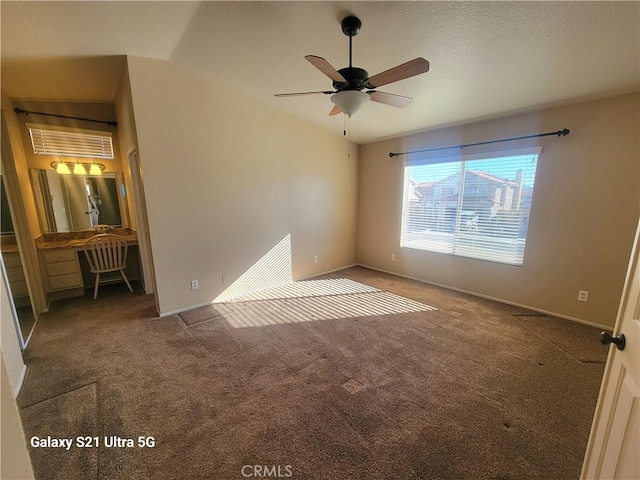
[43,249,77,263]
[49,273,82,291]
[10,280,28,297]
[45,260,80,277]
[6,265,25,283]
[40,248,84,293]
[3,253,22,268]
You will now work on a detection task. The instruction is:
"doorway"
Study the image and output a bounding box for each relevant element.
[127,147,157,310]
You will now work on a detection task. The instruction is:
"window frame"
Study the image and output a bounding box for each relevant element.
[400,147,542,266]
[26,123,115,159]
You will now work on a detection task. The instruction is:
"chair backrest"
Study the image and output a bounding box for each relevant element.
[83,234,128,273]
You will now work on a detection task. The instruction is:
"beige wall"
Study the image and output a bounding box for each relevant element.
[357,93,640,328]
[126,56,358,315]
[1,354,34,480]
[114,60,157,300]
[0,246,32,480]
[1,268,25,392]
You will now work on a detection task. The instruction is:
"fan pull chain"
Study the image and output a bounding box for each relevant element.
[348,116,351,158]
[341,114,352,158]
[343,114,350,158]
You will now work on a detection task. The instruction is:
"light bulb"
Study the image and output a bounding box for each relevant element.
[89,163,102,175]
[55,162,72,175]
[73,162,87,175]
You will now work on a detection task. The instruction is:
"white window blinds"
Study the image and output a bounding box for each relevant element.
[28,125,114,159]
[401,148,540,265]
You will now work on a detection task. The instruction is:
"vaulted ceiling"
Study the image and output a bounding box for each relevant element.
[2,1,638,144]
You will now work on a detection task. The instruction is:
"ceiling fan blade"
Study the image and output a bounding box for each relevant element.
[329,104,341,116]
[305,55,347,83]
[274,91,333,97]
[366,58,430,88]
[368,91,413,108]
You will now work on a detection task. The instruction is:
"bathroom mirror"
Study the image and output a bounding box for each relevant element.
[1,138,36,349]
[1,173,14,234]
[30,169,130,233]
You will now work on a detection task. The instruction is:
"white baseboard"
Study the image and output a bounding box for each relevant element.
[160,264,360,317]
[297,263,359,281]
[357,263,610,330]
[160,263,608,331]
[159,300,213,318]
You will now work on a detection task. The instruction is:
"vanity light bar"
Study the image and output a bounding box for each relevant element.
[50,161,105,176]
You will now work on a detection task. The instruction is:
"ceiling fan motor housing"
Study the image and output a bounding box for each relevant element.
[334,67,369,91]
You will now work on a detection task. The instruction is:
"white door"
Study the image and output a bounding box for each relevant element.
[581,219,640,480]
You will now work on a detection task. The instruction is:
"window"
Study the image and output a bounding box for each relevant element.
[27,124,114,159]
[401,148,540,265]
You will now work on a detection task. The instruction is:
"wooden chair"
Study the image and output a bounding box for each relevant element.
[83,234,134,299]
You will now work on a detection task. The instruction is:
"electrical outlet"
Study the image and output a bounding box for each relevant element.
[222,274,227,283]
[191,280,199,290]
[578,290,589,302]
[313,255,318,263]
[391,253,396,261]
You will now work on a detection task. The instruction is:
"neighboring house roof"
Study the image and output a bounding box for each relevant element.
[467,170,518,186]
[440,193,497,205]
[433,169,517,187]
[413,181,435,198]
[410,169,532,207]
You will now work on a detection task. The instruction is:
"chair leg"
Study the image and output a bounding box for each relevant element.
[93,273,100,299]
[120,270,134,293]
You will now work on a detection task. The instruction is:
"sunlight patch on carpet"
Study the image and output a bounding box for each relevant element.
[228,278,380,302]
[224,290,437,328]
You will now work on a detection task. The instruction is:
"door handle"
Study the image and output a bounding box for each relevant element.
[600,332,626,351]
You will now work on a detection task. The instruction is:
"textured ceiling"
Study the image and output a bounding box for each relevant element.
[2,1,638,144]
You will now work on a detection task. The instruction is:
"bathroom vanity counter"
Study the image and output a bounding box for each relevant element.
[35,228,137,251]
[34,229,139,301]
[0,234,20,254]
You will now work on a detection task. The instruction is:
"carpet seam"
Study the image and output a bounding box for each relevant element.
[20,381,99,410]
[513,315,604,364]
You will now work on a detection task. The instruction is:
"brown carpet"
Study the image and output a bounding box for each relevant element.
[514,314,609,363]
[17,267,607,480]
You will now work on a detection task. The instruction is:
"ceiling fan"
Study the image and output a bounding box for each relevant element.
[275,15,430,117]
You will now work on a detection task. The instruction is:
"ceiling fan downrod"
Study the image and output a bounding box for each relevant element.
[341,16,361,69]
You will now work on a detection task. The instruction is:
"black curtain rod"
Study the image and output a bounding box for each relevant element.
[13,108,117,127]
[389,128,570,158]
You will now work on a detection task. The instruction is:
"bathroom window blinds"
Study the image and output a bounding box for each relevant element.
[28,125,114,159]
[401,148,540,265]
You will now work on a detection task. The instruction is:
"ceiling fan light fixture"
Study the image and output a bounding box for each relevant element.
[330,90,370,117]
